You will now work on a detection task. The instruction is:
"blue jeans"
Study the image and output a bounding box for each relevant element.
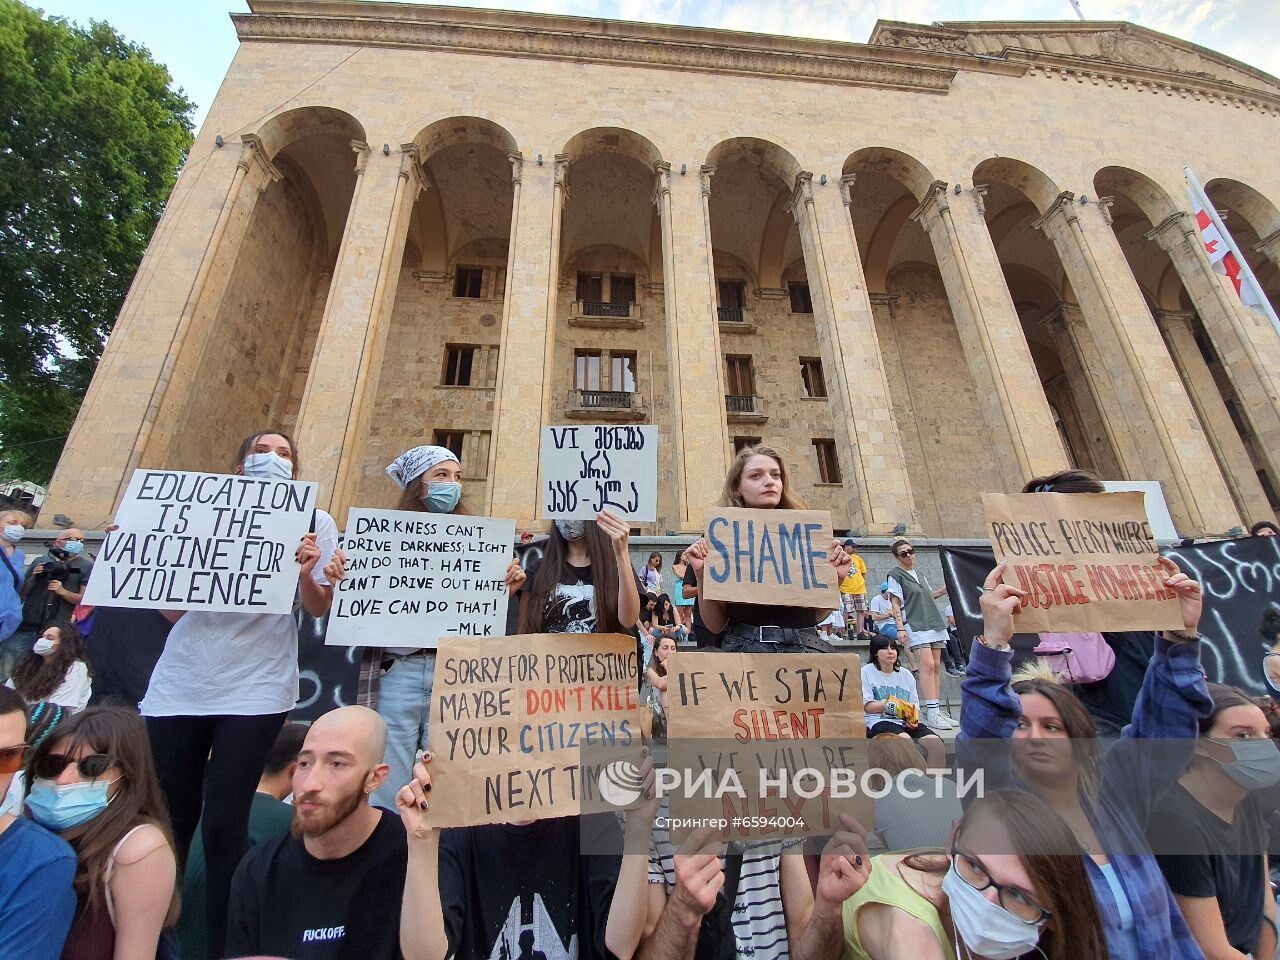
[0,626,37,683]
[876,622,899,640]
[372,651,434,812]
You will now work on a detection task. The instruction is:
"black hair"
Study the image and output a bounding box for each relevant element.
[1199,682,1263,735]
[1022,469,1105,495]
[25,701,66,752]
[265,722,309,775]
[0,686,26,723]
[1250,520,1280,537]
[869,634,902,669]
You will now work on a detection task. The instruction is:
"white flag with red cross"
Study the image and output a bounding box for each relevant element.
[1185,165,1273,316]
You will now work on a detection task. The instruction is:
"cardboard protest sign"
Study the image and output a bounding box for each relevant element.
[85,469,316,614]
[665,651,871,841]
[540,425,657,521]
[326,509,514,649]
[982,491,1183,633]
[425,633,644,828]
[701,508,840,608]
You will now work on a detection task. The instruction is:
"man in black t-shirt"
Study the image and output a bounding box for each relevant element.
[227,705,407,959]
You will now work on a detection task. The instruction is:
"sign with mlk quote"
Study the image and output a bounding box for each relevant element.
[982,491,1183,633]
[540,425,657,521]
[326,509,514,649]
[85,469,317,614]
[701,508,840,608]
[424,634,643,828]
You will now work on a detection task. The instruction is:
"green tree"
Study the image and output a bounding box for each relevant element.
[0,0,193,483]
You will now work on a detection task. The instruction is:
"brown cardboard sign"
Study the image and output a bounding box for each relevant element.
[700,508,840,608]
[424,633,644,827]
[982,491,1183,633]
[665,652,871,841]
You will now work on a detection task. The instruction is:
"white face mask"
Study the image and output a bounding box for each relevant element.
[242,451,294,481]
[942,863,1047,960]
[1,525,23,544]
[32,636,57,656]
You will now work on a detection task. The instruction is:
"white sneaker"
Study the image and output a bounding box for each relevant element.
[927,709,957,730]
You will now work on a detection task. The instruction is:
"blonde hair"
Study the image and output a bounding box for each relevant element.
[0,510,34,527]
[716,445,806,510]
[869,734,927,775]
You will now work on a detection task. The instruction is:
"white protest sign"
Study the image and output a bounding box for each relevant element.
[540,425,657,521]
[326,509,515,648]
[85,469,317,614]
[1101,480,1180,541]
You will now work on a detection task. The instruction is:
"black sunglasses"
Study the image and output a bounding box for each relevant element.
[896,548,915,558]
[34,752,113,780]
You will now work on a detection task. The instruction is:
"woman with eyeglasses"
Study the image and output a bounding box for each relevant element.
[963,554,1210,960]
[0,688,77,960]
[793,790,1107,960]
[26,705,179,960]
[681,445,850,653]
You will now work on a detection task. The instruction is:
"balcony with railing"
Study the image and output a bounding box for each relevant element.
[717,306,756,333]
[725,394,767,423]
[568,299,644,329]
[566,388,647,421]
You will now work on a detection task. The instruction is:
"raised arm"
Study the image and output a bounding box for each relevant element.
[398,761,450,960]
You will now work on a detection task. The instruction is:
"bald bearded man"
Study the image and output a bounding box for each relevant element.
[226,706,408,959]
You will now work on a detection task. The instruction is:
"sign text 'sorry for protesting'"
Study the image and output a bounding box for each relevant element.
[85,469,317,614]
[983,491,1182,633]
[701,507,840,608]
[540,425,657,521]
[326,509,515,648]
[425,633,643,828]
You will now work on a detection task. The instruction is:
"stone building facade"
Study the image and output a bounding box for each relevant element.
[46,1,1280,538]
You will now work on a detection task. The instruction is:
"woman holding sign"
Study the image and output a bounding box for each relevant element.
[139,430,343,959]
[963,548,1211,960]
[373,444,527,813]
[519,513,640,635]
[681,445,850,653]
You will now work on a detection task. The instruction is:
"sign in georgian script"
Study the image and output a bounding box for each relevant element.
[325,509,514,649]
[84,469,316,614]
[701,508,840,608]
[424,634,643,827]
[983,492,1183,633]
[540,425,657,521]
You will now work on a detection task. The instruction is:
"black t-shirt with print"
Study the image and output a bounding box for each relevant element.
[681,564,821,630]
[525,559,598,633]
[226,807,407,959]
[439,814,622,960]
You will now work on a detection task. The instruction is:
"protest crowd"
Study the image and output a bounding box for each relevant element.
[3,430,1280,960]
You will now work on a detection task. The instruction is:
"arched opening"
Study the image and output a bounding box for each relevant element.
[167,106,365,470]
[1204,177,1280,317]
[354,116,519,509]
[704,137,840,514]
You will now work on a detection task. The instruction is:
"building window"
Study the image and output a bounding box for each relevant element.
[813,439,842,484]
[718,280,746,310]
[789,282,813,314]
[453,266,483,299]
[610,274,636,304]
[733,436,762,454]
[442,344,478,386]
[574,350,602,391]
[433,430,465,462]
[577,271,604,303]
[799,358,827,399]
[610,353,637,393]
[724,355,755,397]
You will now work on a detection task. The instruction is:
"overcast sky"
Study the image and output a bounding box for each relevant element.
[30,0,1280,133]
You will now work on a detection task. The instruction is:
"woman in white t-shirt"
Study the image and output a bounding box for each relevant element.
[6,622,91,712]
[139,430,344,959]
[861,634,946,768]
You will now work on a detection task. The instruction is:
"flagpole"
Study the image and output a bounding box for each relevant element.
[1185,165,1280,339]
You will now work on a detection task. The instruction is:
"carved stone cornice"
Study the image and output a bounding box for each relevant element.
[1032,192,1079,235]
[399,143,428,198]
[908,180,950,231]
[785,172,815,226]
[755,287,789,300]
[972,184,989,216]
[350,140,371,175]
[1256,229,1280,267]
[234,2,976,92]
[1038,301,1084,330]
[1094,196,1115,226]
[413,270,450,288]
[652,161,672,209]
[237,133,284,184]
[699,164,716,198]
[838,173,858,207]
[507,151,523,187]
[1144,211,1197,253]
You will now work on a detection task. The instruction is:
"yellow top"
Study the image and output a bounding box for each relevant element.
[839,554,868,595]
[840,858,954,960]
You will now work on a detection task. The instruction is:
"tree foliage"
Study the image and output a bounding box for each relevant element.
[0,0,194,482]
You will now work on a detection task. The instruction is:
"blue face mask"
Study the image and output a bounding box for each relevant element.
[61,541,84,558]
[1213,738,1280,790]
[242,451,294,481]
[26,777,117,832]
[422,481,462,514]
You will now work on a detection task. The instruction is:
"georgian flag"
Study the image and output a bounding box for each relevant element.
[1187,179,1267,309]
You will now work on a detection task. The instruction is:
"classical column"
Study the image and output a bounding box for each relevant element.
[1034,193,1239,533]
[1256,230,1280,269]
[1155,309,1273,523]
[486,153,568,524]
[294,142,424,522]
[650,162,729,529]
[785,172,913,533]
[1147,211,1280,491]
[44,135,282,524]
[910,181,1068,490]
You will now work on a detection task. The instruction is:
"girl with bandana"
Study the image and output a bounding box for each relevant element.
[371,445,526,811]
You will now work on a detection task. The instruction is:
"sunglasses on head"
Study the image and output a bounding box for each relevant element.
[896,548,915,558]
[34,752,113,780]
[0,744,27,774]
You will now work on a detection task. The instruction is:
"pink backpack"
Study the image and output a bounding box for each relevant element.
[1033,632,1116,684]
